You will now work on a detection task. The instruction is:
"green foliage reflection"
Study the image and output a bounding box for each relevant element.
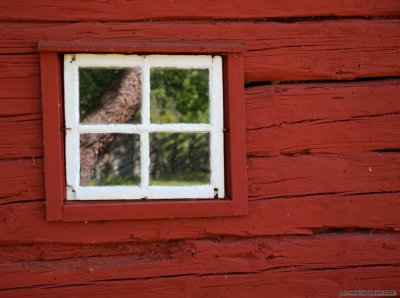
[149,68,211,185]
[150,68,209,123]
[150,133,210,185]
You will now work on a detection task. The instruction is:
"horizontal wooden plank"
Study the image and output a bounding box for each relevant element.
[0,99,42,159]
[0,98,41,117]
[1,0,399,21]
[246,80,400,156]
[248,114,400,157]
[0,114,43,159]
[246,79,400,130]
[0,55,40,98]
[0,233,399,291]
[38,40,245,53]
[1,233,399,265]
[63,200,241,222]
[0,159,43,204]
[0,58,42,157]
[0,265,398,297]
[248,153,400,199]
[0,192,398,243]
[0,20,399,81]
[0,55,39,79]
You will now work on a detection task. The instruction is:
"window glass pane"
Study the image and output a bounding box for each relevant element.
[80,134,140,186]
[150,68,209,124]
[149,133,210,185]
[79,67,142,124]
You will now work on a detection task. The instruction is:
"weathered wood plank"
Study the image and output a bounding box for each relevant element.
[0,98,43,157]
[0,99,42,159]
[246,79,400,130]
[0,20,399,81]
[0,159,43,204]
[0,114,42,159]
[0,193,398,243]
[0,98,41,117]
[0,55,40,98]
[248,114,400,157]
[0,0,399,21]
[0,265,398,297]
[246,79,400,156]
[0,234,399,290]
[248,153,400,200]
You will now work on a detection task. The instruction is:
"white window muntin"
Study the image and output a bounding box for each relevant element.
[64,54,224,200]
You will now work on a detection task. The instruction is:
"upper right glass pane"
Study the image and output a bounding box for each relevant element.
[150,68,209,123]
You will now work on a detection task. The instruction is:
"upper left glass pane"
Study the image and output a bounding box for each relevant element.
[79,67,142,124]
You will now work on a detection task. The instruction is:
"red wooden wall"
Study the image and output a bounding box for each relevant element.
[1,1,400,297]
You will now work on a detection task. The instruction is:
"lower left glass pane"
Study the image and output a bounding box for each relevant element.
[80,133,140,186]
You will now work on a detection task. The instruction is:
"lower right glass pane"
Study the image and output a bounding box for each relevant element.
[149,132,210,186]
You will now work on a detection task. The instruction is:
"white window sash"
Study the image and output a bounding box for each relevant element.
[64,54,224,200]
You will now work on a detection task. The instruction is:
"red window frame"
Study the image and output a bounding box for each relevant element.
[39,41,247,221]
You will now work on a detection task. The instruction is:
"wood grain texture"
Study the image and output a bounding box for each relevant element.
[0,97,42,160]
[0,233,398,264]
[0,267,398,297]
[39,51,65,221]
[0,98,42,159]
[0,98,41,117]
[225,52,248,215]
[246,80,400,156]
[0,20,399,81]
[0,55,40,98]
[248,153,400,200]
[248,114,400,157]
[0,159,43,204]
[246,79,400,130]
[0,234,399,292]
[0,0,399,21]
[0,114,42,159]
[0,192,398,243]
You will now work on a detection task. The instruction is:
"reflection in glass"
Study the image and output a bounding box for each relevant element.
[79,67,142,124]
[150,68,209,124]
[149,133,210,185]
[80,134,140,186]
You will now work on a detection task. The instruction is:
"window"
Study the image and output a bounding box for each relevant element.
[64,54,224,200]
[39,41,247,221]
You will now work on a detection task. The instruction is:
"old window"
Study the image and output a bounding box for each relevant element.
[39,41,247,221]
[64,54,224,200]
